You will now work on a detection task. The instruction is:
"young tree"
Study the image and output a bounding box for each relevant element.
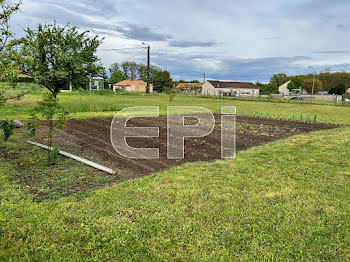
[29,94,68,165]
[166,87,177,102]
[14,22,103,97]
[152,70,172,92]
[303,78,322,94]
[191,85,202,96]
[107,70,127,85]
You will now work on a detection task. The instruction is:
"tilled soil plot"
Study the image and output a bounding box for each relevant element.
[35,115,336,184]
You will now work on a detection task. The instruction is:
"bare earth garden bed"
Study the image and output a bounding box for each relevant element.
[35,115,336,184]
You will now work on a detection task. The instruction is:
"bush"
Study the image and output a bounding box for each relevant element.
[0,119,15,141]
[166,88,177,102]
[329,83,346,95]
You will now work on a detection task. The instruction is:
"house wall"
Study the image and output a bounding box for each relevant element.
[202,81,259,96]
[279,80,291,95]
[113,82,153,93]
[132,81,147,92]
[202,81,215,95]
[216,88,259,96]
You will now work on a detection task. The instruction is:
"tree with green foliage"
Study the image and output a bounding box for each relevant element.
[166,87,177,102]
[287,76,304,91]
[13,22,104,97]
[0,119,15,141]
[191,85,202,96]
[329,83,346,95]
[256,83,278,95]
[0,0,29,105]
[303,78,322,94]
[270,73,288,87]
[28,93,68,165]
[137,63,160,83]
[107,70,127,86]
[152,70,172,92]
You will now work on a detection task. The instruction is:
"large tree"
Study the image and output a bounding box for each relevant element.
[109,62,120,74]
[256,82,279,95]
[138,63,160,83]
[107,70,126,85]
[303,78,322,94]
[152,70,172,92]
[329,83,346,95]
[0,0,20,83]
[120,61,139,80]
[287,76,304,91]
[0,0,23,104]
[270,73,288,87]
[14,22,104,97]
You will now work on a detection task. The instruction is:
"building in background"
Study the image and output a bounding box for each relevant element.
[113,80,153,93]
[87,77,105,92]
[202,80,260,97]
[175,83,203,94]
[278,80,291,96]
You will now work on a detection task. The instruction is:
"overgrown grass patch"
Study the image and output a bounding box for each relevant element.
[2,88,350,124]
[0,131,114,202]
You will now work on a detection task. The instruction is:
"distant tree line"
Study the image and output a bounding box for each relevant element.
[260,71,350,95]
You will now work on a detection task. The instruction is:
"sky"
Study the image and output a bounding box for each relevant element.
[9,0,350,82]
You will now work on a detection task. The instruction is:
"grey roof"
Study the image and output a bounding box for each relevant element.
[207,80,259,89]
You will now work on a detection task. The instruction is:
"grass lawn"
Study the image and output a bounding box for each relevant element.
[1,85,350,124]
[0,86,349,260]
[1,125,349,260]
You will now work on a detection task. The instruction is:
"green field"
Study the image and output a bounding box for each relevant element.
[0,87,350,260]
[2,86,350,124]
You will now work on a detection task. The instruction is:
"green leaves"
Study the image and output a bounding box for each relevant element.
[15,22,104,96]
[29,93,68,165]
[31,93,68,124]
[287,76,304,91]
[0,119,15,141]
[152,70,172,92]
[166,87,177,102]
[0,0,21,84]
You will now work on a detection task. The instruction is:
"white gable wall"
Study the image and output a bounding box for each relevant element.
[279,80,291,95]
[202,81,215,95]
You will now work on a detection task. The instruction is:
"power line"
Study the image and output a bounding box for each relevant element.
[124,47,147,61]
[97,47,146,52]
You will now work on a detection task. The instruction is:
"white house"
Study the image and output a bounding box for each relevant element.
[202,80,260,97]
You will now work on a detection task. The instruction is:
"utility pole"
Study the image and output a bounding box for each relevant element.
[203,73,206,83]
[146,45,150,94]
[312,71,315,95]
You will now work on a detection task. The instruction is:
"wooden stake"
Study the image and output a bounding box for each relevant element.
[27,140,116,175]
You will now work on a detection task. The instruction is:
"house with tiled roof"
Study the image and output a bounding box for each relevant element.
[113,80,153,93]
[175,82,203,91]
[202,80,260,97]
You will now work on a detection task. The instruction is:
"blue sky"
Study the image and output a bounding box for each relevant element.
[10,0,350,82]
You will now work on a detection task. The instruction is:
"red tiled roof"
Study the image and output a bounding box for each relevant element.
[18,74,32,78]
[113,80,143,86]
[175,83,203,90]
[207,80,259,89]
